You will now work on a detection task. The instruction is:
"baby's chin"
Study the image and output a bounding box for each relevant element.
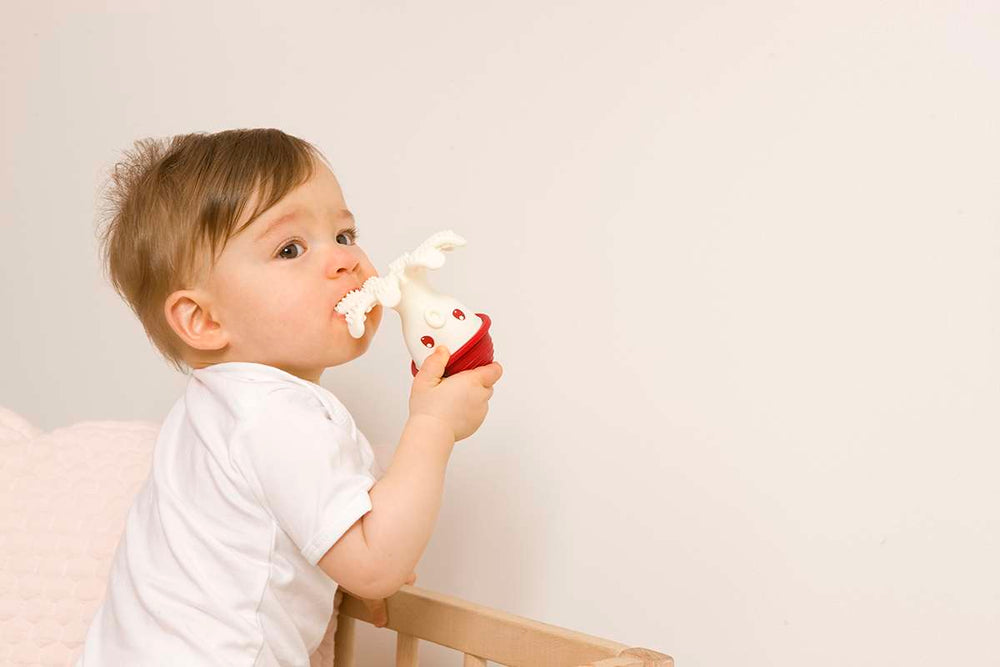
[360,303,384,339]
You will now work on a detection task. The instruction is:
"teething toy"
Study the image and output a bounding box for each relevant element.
[335,230,495,377]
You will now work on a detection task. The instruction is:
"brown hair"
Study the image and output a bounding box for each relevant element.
[96,128,327,373]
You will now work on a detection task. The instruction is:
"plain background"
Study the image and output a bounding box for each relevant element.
[2,1,998,665]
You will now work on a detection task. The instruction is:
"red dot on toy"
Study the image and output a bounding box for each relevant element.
[421,335,435,348]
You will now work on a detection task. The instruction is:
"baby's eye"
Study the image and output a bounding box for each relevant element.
[277,241,305,260]
[336,229,358,246]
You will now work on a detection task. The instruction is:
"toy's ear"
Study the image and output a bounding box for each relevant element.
[395,230,466,274]
[164,289,229,352]
[409,247,447,271]
[419,229,466,255]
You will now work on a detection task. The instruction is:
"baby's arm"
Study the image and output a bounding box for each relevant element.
[318,414,453,598]
[318,347,503,599]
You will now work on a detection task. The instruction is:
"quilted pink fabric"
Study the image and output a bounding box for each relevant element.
[0,406,338,666]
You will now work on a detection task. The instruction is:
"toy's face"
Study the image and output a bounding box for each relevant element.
[397,280,481,368]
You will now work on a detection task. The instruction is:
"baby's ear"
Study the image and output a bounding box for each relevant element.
[164,289,228,351]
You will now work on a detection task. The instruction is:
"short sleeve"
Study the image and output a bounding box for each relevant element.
[230,387,376,566]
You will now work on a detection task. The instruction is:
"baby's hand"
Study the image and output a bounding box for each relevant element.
[408,346,503,442]
[359,572,418,628]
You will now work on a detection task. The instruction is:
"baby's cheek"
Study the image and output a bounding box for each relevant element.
[366,304,384,332]
[262,288,309,323]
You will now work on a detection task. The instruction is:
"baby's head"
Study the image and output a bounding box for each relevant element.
[98,128,382,383]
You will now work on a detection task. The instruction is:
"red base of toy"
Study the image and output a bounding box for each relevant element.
[411,313,494,378]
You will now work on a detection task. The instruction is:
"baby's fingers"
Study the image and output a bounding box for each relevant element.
[361,597,388,628]
[476,362,503,387]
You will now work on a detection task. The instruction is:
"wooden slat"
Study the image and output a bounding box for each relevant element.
[396,632,419,667]
[619,647,673,666]
[463,655,488,667]
[340,585,639,667]
[331,614,355,667]
[585,647,674,666]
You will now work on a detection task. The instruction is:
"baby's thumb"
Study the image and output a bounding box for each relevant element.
[417,346,450,382]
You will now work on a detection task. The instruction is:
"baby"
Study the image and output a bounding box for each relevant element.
[76,128,503,665]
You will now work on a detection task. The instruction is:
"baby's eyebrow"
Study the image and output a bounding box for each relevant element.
[254,208,354,242]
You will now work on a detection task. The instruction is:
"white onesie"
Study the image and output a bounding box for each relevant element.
[76,362,383,666]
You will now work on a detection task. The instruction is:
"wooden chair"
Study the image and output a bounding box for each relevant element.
[329,585,673,667]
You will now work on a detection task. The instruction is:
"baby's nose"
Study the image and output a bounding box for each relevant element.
[326,247,360,278]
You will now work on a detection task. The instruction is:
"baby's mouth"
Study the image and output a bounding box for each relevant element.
[333,287,361,313]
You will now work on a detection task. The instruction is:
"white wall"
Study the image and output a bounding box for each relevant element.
[2,2,998,665]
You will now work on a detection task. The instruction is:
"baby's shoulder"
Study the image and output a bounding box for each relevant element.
[189,366,352,428]
[234,382,325,419]
[245,382,352,428]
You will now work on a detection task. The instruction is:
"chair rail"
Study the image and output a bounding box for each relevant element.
[332,585,672,667]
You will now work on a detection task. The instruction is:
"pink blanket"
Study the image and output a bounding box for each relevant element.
[0,406,338,666]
